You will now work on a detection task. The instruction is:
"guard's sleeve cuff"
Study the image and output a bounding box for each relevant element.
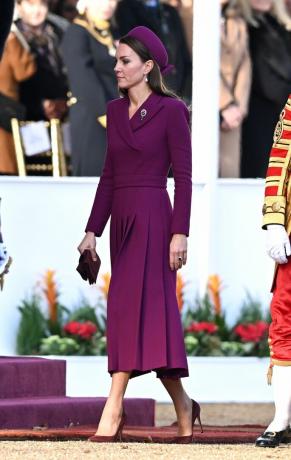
[97,115,107,128]
[262,195,286,229]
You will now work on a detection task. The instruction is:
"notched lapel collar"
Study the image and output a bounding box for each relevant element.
[112,97,140,151]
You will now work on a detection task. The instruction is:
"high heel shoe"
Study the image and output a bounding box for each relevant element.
[88,411,126,443]
[152,399,203,444]
[172,399,203,444]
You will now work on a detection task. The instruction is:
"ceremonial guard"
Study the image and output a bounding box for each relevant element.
[257,96,291,447]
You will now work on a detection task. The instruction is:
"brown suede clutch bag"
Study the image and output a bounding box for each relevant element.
[76,249,101,285]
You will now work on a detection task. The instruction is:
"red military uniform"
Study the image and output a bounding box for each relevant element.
[263,95,291,366]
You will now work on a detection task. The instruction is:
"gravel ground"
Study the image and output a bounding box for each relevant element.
[1,403,289,460]
[0,441,290,460]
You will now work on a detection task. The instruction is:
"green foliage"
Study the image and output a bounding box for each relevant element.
[68,298,107,334]
[235,292,268,325]
[68,303,98,325]
[183,294,214,326]
[40,335,79,355]
[220,341,252,357]
[16,295,47,355]
[184,335,199,355]
[185,333,223,356]
[16,271,271,358]
[182,289,270,357]
[47,304,70,336]
[183,293,232,341]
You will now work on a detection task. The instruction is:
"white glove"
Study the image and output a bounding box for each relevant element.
[266,225,291,264]
[0,243,9,275]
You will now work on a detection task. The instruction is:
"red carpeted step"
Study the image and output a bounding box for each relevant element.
[0,357,66,398]
[0,425,266,443]
[0,396,155,429]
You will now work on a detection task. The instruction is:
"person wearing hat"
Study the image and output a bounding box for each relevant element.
[114,0,192,103]
[256,95,291,448]
[78,26,198,443]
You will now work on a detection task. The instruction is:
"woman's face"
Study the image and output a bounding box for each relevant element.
[86,0,118,21]
[250,0,273,11]
[17,0,48,27]
[114,43,151,90]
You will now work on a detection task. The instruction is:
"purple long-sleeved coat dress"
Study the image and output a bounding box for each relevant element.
[86,91,192,379]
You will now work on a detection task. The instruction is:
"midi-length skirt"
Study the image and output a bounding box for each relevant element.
[107,178,189,379]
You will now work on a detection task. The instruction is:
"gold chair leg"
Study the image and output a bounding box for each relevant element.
[11,118,26,176]
[50,119,61,177]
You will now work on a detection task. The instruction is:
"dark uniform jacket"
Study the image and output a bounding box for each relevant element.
[61,19,119,176]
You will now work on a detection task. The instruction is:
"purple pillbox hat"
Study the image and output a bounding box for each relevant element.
[125,26,174,75]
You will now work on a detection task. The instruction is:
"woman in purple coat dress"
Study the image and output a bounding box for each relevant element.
[78,26,199,444]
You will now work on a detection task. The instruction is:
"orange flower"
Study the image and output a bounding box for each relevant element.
[207,275,223,316]
[176,272,185,312]
[43,270,58,324]
[99,272,111,300]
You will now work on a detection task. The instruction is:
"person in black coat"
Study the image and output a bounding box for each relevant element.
[114,0,192,103]
[241,4,291,178]
[0,0,15,59]
[15,0,68,121]
[61,0,119,176]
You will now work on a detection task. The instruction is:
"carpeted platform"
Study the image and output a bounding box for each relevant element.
[0,424,266,444]
[0,396,155,429]
[0,357,66,398]
[0,357,155,429]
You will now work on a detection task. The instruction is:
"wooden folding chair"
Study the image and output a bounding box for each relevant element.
[11,118,68,177]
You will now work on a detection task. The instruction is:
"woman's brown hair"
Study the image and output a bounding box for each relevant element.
[118,35,178,98]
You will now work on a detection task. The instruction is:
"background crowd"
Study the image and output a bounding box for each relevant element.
[0,0,291,178]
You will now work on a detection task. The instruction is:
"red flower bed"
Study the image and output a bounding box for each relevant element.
[64,321,97,340]
[185,321,218,334]
[234,321,269,343]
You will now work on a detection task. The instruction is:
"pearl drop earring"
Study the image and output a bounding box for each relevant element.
[145,75,148,83]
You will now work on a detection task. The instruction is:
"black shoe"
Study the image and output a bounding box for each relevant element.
[255,429,289,448]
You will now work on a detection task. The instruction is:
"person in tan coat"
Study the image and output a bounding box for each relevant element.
[0,31,35,174]
[219,0,252,178]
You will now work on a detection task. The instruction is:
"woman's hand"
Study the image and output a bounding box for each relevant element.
[221,104,243,131]
[169,234,187,271]
[77,231,97,261]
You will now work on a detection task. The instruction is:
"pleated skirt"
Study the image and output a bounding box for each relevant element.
[107,182,188,379]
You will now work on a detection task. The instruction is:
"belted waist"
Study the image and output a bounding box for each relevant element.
[113,174,167,190]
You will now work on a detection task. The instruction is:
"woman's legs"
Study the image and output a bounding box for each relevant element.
[160,378,193,436]
[95,371,130,436]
